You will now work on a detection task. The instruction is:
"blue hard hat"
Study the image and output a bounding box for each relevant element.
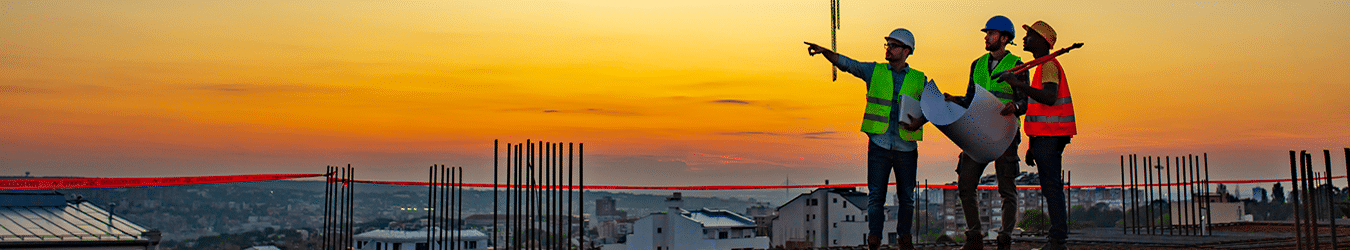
[982,15,1015,38]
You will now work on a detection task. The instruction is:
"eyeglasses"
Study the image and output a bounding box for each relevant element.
[884,43,911,50]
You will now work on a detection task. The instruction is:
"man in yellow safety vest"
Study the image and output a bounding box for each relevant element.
[805,28,929,250]
[942,15,1030,250]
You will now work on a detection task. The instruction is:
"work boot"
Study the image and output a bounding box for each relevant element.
[1032,239,1068,250]
[867,234,881,250]
[957,231,984,250]
[996,233,1011,250]
[896,234,914,250]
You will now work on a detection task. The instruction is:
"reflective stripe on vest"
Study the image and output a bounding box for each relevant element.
[972,53,1020,103]
[861,63,926,141]
[1025,58,1077,136]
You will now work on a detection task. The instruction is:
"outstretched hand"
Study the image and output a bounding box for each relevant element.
[804,42,829,56]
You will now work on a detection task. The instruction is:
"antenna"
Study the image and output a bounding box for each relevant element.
[830,0,840,81]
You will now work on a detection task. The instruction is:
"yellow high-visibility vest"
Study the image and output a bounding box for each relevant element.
[972,53,1021,103]
[862,63,926,141]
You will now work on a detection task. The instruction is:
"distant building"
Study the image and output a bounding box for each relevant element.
[1251,187,1268,202]
[353,228,487,250]
[596,196,628,222]
[597,218,637,244]
[0,191,162,249]
[941,172,1047,237]
[745,203,776,238]
[771,187,872,249]
[625,193,769,250]
[1171,193,1250,225]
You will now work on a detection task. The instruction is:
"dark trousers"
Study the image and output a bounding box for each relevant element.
[868,142,918,237]
[1030,135,1071,241]
[956,135,1020,236]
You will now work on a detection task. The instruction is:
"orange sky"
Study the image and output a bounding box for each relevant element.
[3,0,1349,190]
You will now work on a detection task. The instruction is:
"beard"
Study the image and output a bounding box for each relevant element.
[985,41,1001,51]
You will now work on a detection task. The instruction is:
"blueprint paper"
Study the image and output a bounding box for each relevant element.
[920,81,1020,163]
[898,90,922,125]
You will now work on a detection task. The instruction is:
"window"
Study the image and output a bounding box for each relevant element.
[657,227,662,233]
[833,198,838,203]
[719,231,728,239]
[833,222,837,228]
[376,242,383,250]
[393,243,401,250]
[468,241,477,249]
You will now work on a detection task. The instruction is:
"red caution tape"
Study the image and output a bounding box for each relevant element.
[3,174,1340,191]
[0,173,327,190]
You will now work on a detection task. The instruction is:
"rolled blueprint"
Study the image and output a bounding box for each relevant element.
[920,81,1020,163]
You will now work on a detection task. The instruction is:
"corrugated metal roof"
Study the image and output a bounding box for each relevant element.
[0,201,150,242]
[685,209,755,228]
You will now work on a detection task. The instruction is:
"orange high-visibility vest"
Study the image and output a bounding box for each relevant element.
[1025,58,1077,136]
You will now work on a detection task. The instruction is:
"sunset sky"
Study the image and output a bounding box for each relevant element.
[4,0,1349,193]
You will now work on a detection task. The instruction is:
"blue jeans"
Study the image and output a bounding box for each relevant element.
[868,142,918,237]
[1030,136,1071,241]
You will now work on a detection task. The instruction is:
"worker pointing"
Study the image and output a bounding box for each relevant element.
[805,28,929,250]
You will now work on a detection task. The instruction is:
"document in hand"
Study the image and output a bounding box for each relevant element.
[919,81,1020,163]
[897,85,922,126]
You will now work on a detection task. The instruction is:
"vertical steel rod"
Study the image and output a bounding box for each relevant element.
[1166,156,1173,235]
[1131,154,1139,234]
[515,144,523,250]
[1301,152,1312,245]
[1291,151,1302,249]
[494,141,499,249]
[1146,156,1154,233]
[569,143,575,250]
[1188,155,1197,236]
[505,144,512,250]
[1120,155,1126,235]
[1153,158,1161,234]
[1202,154,1210,236]
[579,143,586,249]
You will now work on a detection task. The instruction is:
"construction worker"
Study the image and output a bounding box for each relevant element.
[999,20,1075,250]
[942,15,1029,250]
[805,28,928,250]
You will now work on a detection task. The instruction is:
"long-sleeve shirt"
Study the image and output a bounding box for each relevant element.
[834,54,923,152]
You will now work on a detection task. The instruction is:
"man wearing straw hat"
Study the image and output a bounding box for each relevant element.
[999,20,1077,250]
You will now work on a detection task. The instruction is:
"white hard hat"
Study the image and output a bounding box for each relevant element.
[886,28,916,53]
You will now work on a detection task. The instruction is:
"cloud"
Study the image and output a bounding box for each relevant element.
[710,99,753,105]
[533,108,637,116]
[0,85,48,94]
[719,131,784,136]
[718,131,842,140]
[195,83,344,94]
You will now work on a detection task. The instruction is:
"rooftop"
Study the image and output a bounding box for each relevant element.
[0,193,156,246]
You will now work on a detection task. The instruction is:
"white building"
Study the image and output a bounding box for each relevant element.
[771,188,876,249]
[353,229,487,250]
[625,193,769,250]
